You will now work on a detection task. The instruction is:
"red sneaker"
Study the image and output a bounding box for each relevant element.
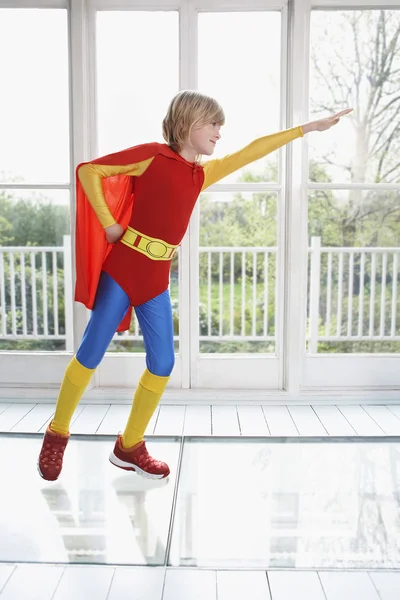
[109,436,170,479]
[38,424,70,481]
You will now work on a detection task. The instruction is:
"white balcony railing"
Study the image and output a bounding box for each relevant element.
[308,237,400,352]
[0,236,399,352]
[0,236,73,350]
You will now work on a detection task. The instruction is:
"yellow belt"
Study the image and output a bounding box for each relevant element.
[120,226,178,261]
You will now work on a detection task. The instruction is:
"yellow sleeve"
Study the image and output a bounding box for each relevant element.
[77,157,154,228]
[201,126,304,190]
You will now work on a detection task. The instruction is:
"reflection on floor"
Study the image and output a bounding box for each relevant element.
[0,435,400,571]
[0,436,179,565]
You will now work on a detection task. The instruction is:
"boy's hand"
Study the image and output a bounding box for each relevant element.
[302,108,353,134]
[315,108,353,131]
[105,223,124,244]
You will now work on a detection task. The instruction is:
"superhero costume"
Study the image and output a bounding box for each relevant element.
[37,125,305,482]
[75,127,304,331]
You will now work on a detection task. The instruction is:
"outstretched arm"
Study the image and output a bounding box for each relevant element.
[201,126,303,190]
[201,109,353,190]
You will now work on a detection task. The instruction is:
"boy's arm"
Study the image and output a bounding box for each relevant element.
[201,109,353,190]
[77,158,154,228]
[201,126,303,190]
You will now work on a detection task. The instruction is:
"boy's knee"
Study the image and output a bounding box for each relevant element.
[149,352,175,377]
[76,347,103,370]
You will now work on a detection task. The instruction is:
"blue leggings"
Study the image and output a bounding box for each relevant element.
[76,272,175,376]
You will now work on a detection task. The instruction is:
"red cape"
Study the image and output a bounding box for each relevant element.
[74,142,174,331]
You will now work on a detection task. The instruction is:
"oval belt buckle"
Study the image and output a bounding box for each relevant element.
[147,240,169,259]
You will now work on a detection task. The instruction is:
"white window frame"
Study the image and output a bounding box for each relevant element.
[291,0,400,393]
[187,0,290,390]
[83,0,291,393]
[1,0,400,402]
[0,0,77,390]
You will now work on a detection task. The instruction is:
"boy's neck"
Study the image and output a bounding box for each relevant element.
[178,144,197,163]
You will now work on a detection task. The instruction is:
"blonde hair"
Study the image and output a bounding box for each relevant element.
[162,90,225,153]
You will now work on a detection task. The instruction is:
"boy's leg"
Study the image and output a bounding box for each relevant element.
[38,272,130,480]
[122,288,175,447]
[109,289,174,478]
[52,272,131,433]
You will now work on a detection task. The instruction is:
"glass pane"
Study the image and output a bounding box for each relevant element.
[310,10,400,184]
[96,11,179,154]
[198,12,281,183]
[307,190,400,354]
[0,435,180,565]
[0,190,71,352]
[0,9,69,184]
[170,438,400,569]
[199,192,278,354]
[96,11,179,352]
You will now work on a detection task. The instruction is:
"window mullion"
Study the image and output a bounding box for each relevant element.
[284,0,311,395]
[69,0,94,354]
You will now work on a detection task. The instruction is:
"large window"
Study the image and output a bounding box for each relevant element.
[197,11,282,354]
[0,8,71,352]
[307,9,400,354]
[3,0,398,391]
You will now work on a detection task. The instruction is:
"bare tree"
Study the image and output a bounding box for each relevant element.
[310,10,400,247]
[311,10,400,185]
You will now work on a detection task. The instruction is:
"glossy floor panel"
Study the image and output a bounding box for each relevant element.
[0,435,180,565]
[169,438,400,569]
[1,435,400,570]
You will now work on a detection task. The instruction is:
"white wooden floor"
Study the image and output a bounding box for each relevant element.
[1,402,400,436]
[1,403,400,598]
[0,564,399,600]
